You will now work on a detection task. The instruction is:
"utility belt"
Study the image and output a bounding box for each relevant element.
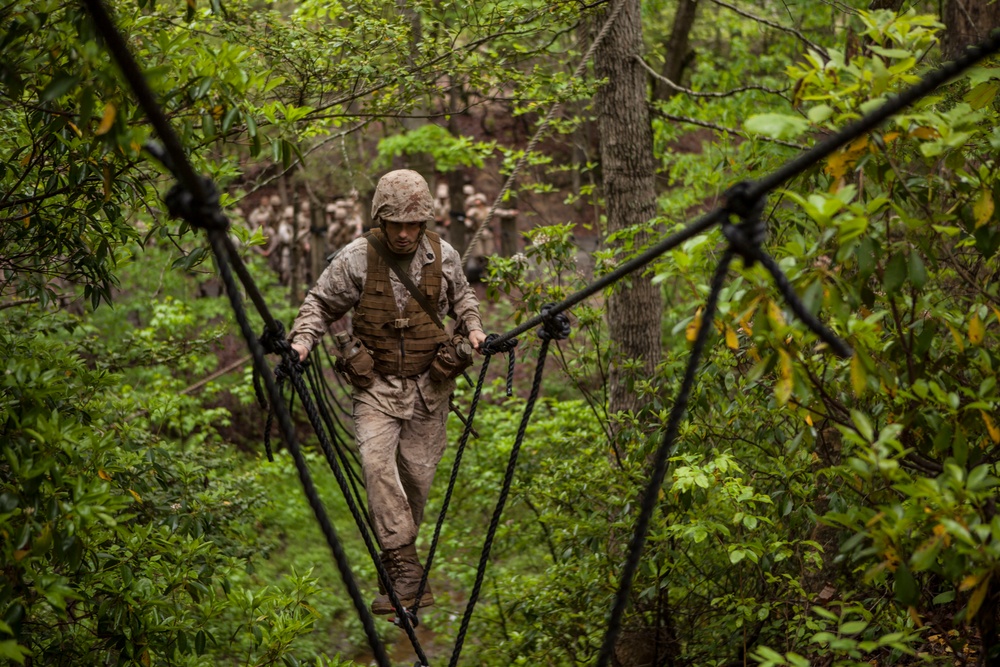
[335,332,473,388]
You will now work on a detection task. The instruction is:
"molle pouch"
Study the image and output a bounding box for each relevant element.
[336,338,376,389]
[429,335,474,383]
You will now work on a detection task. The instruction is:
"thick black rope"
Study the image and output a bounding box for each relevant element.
[264,344,429,662]
[593,184,842,664]
[79,3,395,663]
[307,356,365,482]
[304,356,374,534]
[251,366,274,462]
[483,30,1000,352]
[595,248,734,667]
[212,227,391,667]
[410,352,494,616]
[83,0,1000,660]
[747,29,1000,202]
[448,314,568,667]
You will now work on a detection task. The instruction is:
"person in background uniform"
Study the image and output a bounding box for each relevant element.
[275,205,295,285]
[432,182,450,243]
[463,193,518,283]
[288,169,486,614]
[248,195,274,258]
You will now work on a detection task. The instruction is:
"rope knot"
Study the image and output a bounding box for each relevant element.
[259,322,292,357]
[538,303,571,341]
[482,333,518,356]
[722,181,767,268]
[164,175,230,232]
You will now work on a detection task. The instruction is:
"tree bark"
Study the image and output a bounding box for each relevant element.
[943,0,1000,60]
[595,0,663,416]
[447,80,468,256]
[653,0,700,101]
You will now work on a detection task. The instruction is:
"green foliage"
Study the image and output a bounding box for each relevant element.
[376,125,497,171]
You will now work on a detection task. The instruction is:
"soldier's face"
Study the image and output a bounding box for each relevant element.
[384,220,423,253]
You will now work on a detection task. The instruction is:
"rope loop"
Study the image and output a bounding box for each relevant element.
[164,175,230,232]
[721,180,767,268]
[483,333,519,396]
[259,322,288,354]
[538,303,571,341]
[482,332,518,356]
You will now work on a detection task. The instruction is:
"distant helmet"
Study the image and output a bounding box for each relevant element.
[462,184,475,196]
[325,203,337,214]
[435,183,448,199]
[371,169,434,225]
[270,194,282,207]
[282,205,294,220]
[472,193,487,206]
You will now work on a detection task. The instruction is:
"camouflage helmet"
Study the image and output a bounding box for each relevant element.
[371,169,434,226]
[269,194,282,207]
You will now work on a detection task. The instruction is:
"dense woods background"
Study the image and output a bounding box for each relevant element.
[3,0,1000,665]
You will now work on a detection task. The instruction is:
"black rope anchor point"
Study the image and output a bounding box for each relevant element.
[483,332,519,397]
[256,322,307,463]
[146,141,231,233]
[538,303,571,342]
[721,180,767,268]
[721,180,853,359]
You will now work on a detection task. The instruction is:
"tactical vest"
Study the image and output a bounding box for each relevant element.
[354,230,449,377]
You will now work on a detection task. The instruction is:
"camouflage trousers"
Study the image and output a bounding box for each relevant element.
[354,396,449,550]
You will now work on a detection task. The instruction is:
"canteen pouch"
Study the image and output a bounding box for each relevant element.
[428,335,474,383]
[336,338,376,389]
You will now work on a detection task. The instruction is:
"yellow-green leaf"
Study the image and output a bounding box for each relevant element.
[725,325,739,350]
[767,301,786,329]
[969,313,985,346]
[95,103,116,136]
[968,573,992,620]
[982,411,1000,444]
[974,189,995,229]
[775,349,793,405]
[851,354,867,397]
[686,307,703,343]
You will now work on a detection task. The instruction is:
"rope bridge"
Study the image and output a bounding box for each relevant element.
[78,0,1000,663]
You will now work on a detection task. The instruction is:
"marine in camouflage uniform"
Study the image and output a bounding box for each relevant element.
[289,170,486,614]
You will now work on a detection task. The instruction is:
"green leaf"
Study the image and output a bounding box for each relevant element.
[851,410,874,442]
[744,113,809,140]
[0,640,30,665]
[907,252,927,289]
[41,73,80,102]
[894,562,919,607]
[882,252,907,294]
[839,620,868,635]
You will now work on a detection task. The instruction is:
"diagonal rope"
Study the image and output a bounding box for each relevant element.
[461,0,627,265]
[484,30,1000,351]
[448,311,569,667]
[410,353,494,616]
[81,0,1000,660]
[77,1,408,662]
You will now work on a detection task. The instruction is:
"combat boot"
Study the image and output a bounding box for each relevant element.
[370,543,434,615]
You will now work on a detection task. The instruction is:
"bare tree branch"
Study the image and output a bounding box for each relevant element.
[651,107,806,149]
[706,0,828,58]
[635,55,789,99]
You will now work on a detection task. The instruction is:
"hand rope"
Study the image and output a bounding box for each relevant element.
[448,312,570,667]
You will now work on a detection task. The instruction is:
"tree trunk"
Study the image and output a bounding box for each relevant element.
[653,0,699,101]
[943,0,1000,60]
[595,0,663,416]
[447,81,468,256]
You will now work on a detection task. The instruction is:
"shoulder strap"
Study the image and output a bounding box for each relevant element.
[366,232,446,330]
